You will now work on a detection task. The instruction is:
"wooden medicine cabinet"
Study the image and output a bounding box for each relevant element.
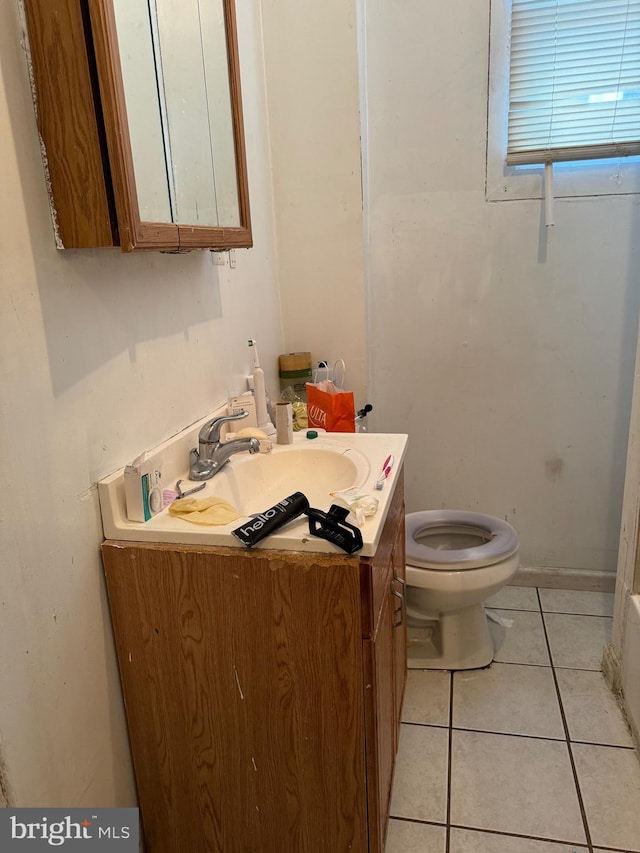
[23,0,252,252]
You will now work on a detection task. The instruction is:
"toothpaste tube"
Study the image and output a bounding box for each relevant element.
[329,488,379,527]
[232,492,310,547]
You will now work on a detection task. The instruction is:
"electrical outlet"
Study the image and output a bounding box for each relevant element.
[229,249,237,269]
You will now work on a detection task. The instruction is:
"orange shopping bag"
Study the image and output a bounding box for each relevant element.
[306,360,355,433]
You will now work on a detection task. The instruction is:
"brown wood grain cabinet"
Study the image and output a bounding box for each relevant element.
[102,472,406,853]
[22,0,252,252]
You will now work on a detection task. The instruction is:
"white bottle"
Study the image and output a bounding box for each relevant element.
[248,340,276,436]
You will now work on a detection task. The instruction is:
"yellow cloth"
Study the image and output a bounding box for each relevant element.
[292,401,308,431]
[168,495,242,526]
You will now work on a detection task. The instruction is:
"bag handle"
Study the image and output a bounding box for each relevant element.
[333,359,346,388]
[313,361,329,384]
[313,358,346,387]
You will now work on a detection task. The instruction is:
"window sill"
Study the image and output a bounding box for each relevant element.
[486,157,640,203]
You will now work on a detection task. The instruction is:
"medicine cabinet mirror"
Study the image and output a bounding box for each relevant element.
[23,0,252,252]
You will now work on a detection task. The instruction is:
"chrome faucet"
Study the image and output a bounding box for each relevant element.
[189,410,260,481]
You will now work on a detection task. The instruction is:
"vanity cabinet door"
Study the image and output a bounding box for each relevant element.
[102,542,368,853]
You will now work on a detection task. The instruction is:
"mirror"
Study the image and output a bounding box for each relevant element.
[22,0,251,252]
[91,0,252,250]
[113,0,241,228]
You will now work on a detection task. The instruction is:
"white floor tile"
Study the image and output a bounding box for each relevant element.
[573,742,640,852]
[389,724,449,824]
[556,668,634,747]
[486,586,540,611]
[389,585,640,853]
[401,670,450,727]
[489,610,551,666]
[450,730,586,845]
[453,663,564,739]
[543,613,612,670]
[450,827,587,852]
[385,819,446,853]
[539,588,614,617]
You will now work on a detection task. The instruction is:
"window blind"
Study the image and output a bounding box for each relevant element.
[507,0,640,165]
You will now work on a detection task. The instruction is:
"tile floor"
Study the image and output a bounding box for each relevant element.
[386,587,640,853]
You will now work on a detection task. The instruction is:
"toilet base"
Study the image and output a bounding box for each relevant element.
[407,603,494,670]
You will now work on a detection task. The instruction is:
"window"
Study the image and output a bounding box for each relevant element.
[487,0,640,200]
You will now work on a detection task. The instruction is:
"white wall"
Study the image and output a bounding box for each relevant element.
[260,0,368,406]
[0,0,282,806]
[362,0,640,572]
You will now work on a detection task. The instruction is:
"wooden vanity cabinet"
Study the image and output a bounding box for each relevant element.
[102,473,406,853]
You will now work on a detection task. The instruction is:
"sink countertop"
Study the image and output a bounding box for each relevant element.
[98,421,408,557]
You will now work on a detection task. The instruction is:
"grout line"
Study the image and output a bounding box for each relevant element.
[586,846,640,853]
[542,611,614,619]
[388,815,446,829]
[402,720,636,750]
[445,672,453,853]
[389,816,592,849]
[537,588,595,853]
[554,665,606,672]
[449,822,590,848]
[569,740,636,750]
[403,720,563,742]
[490,604,614,619]
[452,726,564,743]
[493,659,605,673]
[588,847,640,853]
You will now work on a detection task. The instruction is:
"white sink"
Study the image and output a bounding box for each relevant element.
[98,421,408,556]
[202,443,369,516]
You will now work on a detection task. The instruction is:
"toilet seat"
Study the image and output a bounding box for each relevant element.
[406,510,519,571]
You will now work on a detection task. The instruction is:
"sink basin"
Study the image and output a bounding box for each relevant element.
[205,443,370,516]
[98,421,408,555]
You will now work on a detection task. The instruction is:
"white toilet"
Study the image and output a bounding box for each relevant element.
[405,510,519,670]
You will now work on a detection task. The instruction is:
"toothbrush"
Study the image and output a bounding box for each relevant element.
[375,455,394,490]
[248,339,275,434]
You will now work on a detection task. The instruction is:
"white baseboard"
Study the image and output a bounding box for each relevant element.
[512,566,616,593]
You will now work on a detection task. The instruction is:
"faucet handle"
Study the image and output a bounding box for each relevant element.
[199,410,249,444]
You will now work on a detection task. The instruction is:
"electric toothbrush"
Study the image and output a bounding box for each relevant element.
[249,340,276,436]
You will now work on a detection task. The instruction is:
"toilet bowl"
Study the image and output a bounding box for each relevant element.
[405,510,519,670]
